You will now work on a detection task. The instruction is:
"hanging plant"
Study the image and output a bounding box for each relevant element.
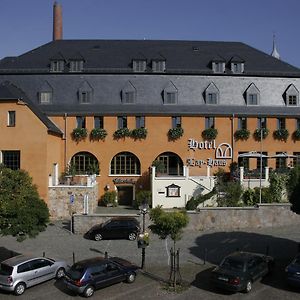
[253,128,269,140]
[72,128,88,141]
[113,128,130,139]
[202,128,218,140]
[168,127,184,140]
[273,129,289,141]
[131,128,148,140]
[234,129,250,141]
[293,129,300,141]
[90,128,107,141]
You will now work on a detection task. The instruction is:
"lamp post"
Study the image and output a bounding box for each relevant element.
[139,202,149,269]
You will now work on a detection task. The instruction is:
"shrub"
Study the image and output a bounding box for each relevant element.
[234,129,250,141]
[185,188,216,210]
[253,128,269,140]
[217,182,243,207]
[90,128,107,140]
[202,128,218,140]
[72,128,88,141]
[113,128,130,139]
[101,191,117,207]
[292,129,300,141]
[168,127,184,140]
[131,128,148,140]
[134,190,152,209]
[273,129,289,141]
[152,160,165,174]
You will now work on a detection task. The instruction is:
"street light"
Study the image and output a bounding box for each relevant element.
[139,202,149,269]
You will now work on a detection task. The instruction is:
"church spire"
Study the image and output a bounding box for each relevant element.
[271,34,280,60]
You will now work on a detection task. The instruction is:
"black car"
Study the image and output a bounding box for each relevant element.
[64,256,138,297]
[211,251,274,293]
[84,217,140,241]
[285,254,300,287]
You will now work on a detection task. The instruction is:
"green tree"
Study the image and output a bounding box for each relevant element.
[149,206,189,289]
[287,166,300,213]
[0,165,49,241]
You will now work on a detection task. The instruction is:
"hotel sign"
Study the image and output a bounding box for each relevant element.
[187,139,232,168]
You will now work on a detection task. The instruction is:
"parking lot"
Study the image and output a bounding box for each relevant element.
[1,222,300,299]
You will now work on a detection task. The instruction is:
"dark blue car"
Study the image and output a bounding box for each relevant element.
[285,254,300,287]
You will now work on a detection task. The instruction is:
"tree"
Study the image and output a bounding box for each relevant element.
[0,165,49,241]
[287,166,300,213]
[149,206,189,289]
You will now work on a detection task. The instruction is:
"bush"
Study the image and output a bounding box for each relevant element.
[202,128,218,140]
[113,128,130,139]
[293,129,300,141]
[234,129,250,141]
[72,128,88,141]
[134,190,152,209]
[217,182,243,207]
[168,127,184,140]
[185,188,216,210]
[90,128,107,140]
[253,128,269,140]
[131,128,148,140]
[101,191,117,207]
[273,129,289,141]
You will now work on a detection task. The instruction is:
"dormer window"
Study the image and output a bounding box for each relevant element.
[245,83,260,105]
[50,60,64,72]
[133,59,146,72]
[122,81,136,104]
[69,60,83,72]
[78,81,93,104]
[230,56,245,73]
[285,84,299,106]
[152,60,166,72]
[39,81,53,104]
[212,57,225,73]
[205,82,219,104]
[163,81,178,104]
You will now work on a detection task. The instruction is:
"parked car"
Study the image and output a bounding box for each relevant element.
[64,256,138,297]
[285,254,300,287]
[210,251,274,293]
[84,217,140,241]
[0,254,68,296]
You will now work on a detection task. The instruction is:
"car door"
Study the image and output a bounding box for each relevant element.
[104,220,121,239]
[89,265,108,289]
[247,258,260,281]
[28,259,54,285]
[255,257,268,277]
[16,262,35,287]
[102,262,124,285]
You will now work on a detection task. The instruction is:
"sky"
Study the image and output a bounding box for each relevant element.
[0,0,300,68]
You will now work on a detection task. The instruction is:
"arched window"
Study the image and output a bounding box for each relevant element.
[70,152,99,175]
[155,152,183,176]
[110,152,141,175]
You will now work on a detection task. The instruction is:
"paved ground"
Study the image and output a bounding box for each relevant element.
[1,222,300,299]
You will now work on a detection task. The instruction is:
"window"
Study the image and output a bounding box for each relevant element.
[238,117,247,130]
[276,152,287,169]
[76,116,86,129]
[213,62,225,73]
[256,152,268,170]
[238,152,249,170]
[124,91,135,104]
[285,84,299,106]
[163,82,178,104]
[110,152,141,175]
[172,116,181,128]
[152,60,166,72]
[136,116,145,128]
[156,152,183,176]
[297,118,300,130]
[248,94,258,105]
[17,262,32,273]
[288,95,297,106]
[231,63,243,73]
[166,92,176,104]
[79,91,92,103]
[50,60,64,72]
[257,117,267,129]
[69,60,83,72]
[70,152,99,175]
[133,60,146,72]
[117,116,127,129]
[207,93,217,104]
[94,116,104,129]
[277,118,286,130]
[8,111,16,127]
[293,152,300,168]
[205,117,215,129]
[2,150,20,170]
[39,91,52,104]
[205,83,219,104]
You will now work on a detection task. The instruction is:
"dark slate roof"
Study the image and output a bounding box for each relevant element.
[0,81,62,135]
[0,39,300,77]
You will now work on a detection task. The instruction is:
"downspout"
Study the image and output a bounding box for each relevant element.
[231,113,235,165]
[63,113,67,171]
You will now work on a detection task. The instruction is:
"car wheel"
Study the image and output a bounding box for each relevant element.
[14,282,26,296]
[56,267,65,279]
[126,273,136,283]
[128,232,137,241]
[245,280,252,293]
[83,285,95,298]
[94,233,103,241]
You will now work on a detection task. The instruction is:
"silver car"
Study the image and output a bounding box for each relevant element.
[0,254,68,295]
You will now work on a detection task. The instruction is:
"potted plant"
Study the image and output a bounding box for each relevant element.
[273,129,289,141]
[293,129,300,141]
[113,128,131,139]
[90,128,107,141]
[131,128,148,140]
[152,160,165,175]
[101,191,117,207]
[168,127,184,140]
[234,129,250,141]
[202,128,218,140]
[72,128,88,141]
[254,128,269,140]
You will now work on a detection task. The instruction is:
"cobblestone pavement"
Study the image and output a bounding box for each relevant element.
[1,222,300,299]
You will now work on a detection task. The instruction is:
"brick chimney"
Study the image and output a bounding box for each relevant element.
[53,2,63,41]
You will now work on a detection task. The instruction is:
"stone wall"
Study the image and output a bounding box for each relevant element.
[72,203,300,234]
[48,184,98,218]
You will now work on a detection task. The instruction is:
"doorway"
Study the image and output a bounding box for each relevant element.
[117,186,133,206]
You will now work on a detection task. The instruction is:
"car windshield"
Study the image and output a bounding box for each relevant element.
[221,257,244,271]
[67,264,85,280]
[0,264,13,275]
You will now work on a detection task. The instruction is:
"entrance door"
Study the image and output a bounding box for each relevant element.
[117,186,133,206]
